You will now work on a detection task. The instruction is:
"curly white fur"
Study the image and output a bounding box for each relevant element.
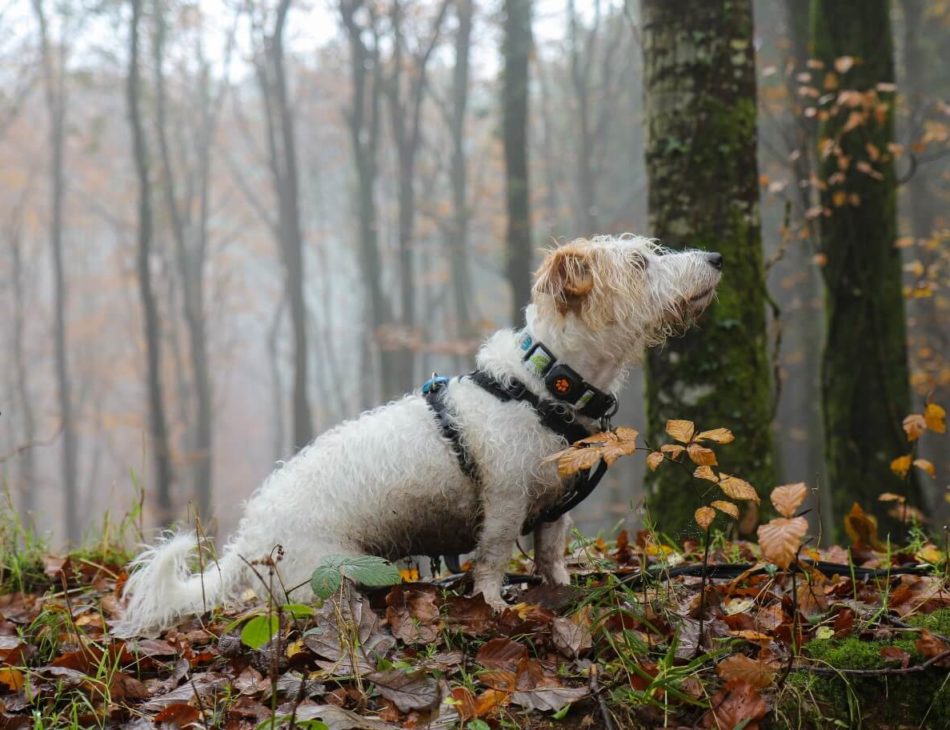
[117,234,722,636]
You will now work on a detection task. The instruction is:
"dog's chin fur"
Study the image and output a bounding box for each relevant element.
[116,234,721,637]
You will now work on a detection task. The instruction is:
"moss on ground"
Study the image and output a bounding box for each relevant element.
[774,610,950,729]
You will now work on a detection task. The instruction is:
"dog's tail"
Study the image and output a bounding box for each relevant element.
[114,532,245,637]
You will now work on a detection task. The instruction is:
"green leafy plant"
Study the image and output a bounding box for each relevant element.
[309,554,402,600]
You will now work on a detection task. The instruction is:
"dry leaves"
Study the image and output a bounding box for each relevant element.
[770,483,807,518]
[757,516,808,569]
[695,506,716,530]
[548,427,639,477]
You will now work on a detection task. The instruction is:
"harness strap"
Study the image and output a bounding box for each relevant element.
[424,379,479,483]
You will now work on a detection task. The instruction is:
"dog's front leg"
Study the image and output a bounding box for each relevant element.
[534,514,572,586]
[472,495,525,612]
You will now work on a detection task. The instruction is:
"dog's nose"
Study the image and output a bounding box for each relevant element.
[706,252,724,270]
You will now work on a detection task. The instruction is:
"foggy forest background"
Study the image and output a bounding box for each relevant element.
[1,0,948,550]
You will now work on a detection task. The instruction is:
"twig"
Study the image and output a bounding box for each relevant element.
[694,525,712,658]
[588,664,617,730]
[189,679,211,730]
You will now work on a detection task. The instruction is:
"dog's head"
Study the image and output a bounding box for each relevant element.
[530,235,722,362]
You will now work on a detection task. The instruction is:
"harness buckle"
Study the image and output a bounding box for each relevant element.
[422,373,450,395]
[600,397,619,432]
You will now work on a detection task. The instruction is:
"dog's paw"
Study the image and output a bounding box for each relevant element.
[540,564,571,587]
[475,590,509,613]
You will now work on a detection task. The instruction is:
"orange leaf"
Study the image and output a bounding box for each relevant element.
[646,451,664,471]
[687,442,717,466]
[473,688,510,717]
[843,502,886,551]
[0,667,24,692]
[554,447,602,478]
[902,414,927,442]
[600,428,639,466]
[696,427,735,444]
[878,492,906,503]
[715,655,778,688]
[924,403,946,433]
[770,483,807,518]
[757,516,808,569]
[702,681,768,730]
[711,500,739,519]
[665,419,695,444]
[915,629,949,659]
[914,458,936,477]
[695,506,716,530]
[890,455,912,478]
[719,475,760,504]
[694,465,719,483]
[660,443,686,459]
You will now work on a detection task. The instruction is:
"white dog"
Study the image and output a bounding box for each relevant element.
[118,235,722,636]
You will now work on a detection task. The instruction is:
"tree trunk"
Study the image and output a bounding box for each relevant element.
[257,0,313,449]
[447,0,475,348]
[153,0,214,520]
[502,0,533,327]
[642,0,775,531]
[340,0,401,400]
[812,0,919,531]
[128,0,174,526]
[32,0,79,543]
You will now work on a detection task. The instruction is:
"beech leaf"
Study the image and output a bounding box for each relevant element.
[715,654,778,688]
[890,455,912,478]
[711,500,739,519]
[687,442,717,466]
[694,465,719,483]
[660,443,686,459]
[757,516,808,569]
[695,506,716,530]
[903,414,927,442]
[770,483,807,518]
[696,427,735,444]
[719,475,760,504]
[665,419,695,444]
[914,458,936,477]
[646,451,664,471]
[924,402,946,433]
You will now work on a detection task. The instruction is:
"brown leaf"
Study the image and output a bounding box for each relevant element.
[914,458,936,477]
[687,442,718,466]
[915,629,950,659]
[553,446,602,478]
[450,686,477,721]
[551,611,592,658]
[770,483,807,518]
[367,670,440,712]
[711,500,739,520]
[661,443,686,459]
[903,413,927,441]
[843,502,886,551]
[511,685,588,713]
[696,427,735,444]
[834,55,855,73]
[153,703,201,728]
[646,451,664,471]
[924,402,946,433]
[879,646,911,669]
[757,516,808,569]
[890,454,912,478]
[716,654,778,688]
[473,688,510,717]
[719,475,760,504]
[0,667,24,692]
[479,670,517,691]
[665,419,695,444]
[695,506,716,530]
[600,427,639,466]
[476,637,528,671]
[386,585,441,644]
[702,681,768,729]
[694,465,719,483]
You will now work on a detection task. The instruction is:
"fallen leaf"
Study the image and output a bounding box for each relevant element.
[552,613,592,658]
[666,419,695,444]
[770,483,807,518]
[757,516,808,569]
[476,637,528,671]
[386,584,441,644]
[916,629,950,660]
[0,667,24,692]
[702,681,768,729]
[716,654,778,688]
[367,670,440,712]
[511,685,588,713]
[449,686,477,721]
[473,688,510,717]
[879,646,911,668]
[153,703,201,727]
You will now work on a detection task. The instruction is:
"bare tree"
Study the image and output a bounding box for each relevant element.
[128,0,174,525]
[384,0,450,386]
[152,0,230,520]
[340,0,400,400]
[250,0,313,449]
[32,0,79,542]
[502,0,533,327]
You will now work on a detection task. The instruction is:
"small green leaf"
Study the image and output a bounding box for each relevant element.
[310,563,343,600]
[284,603,315,619]
[241,614,279,650]
[342,555,402,587]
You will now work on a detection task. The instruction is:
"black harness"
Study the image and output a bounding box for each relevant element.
[423,332,618,536]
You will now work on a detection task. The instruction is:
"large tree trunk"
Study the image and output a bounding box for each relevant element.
[128,0,174,526]
[642,0,775,531]
[812,0,919,531]
[153,0,215,520]
[257,0,313,449]
[340,0,401,401]
[32,0,79,543]
[502,0,533,327]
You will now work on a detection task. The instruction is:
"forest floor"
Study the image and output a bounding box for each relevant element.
[1,505,949,730]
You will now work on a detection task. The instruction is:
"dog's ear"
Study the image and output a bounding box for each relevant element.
[533,247,594,314]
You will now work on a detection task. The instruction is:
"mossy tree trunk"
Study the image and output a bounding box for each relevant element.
[642,0,775,532]
[811,0,920,531]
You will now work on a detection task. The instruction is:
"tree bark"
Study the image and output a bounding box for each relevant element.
[128,0,174,526]
[32,0,79,543]
[502,0,533,327]
[642,0,775,531]
[256,0,313,449]
[812,0,919,530]
[153,0,215,520]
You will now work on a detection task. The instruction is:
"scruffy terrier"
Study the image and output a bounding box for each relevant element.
[118,234,722,635]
